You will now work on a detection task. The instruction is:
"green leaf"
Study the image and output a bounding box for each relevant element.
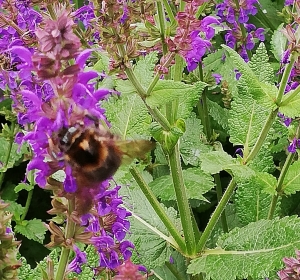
[188,216,300,279]
[149,168,214,202]
[200,150,255,180]
[235,177,280,226]
[146,81,206,108]
[207,99,229,130]
[283,160,300,195]
[248,43,275,84]
[228,94,269,149]
[256,172,277,195]
[93,51,110,73]
[222,44,277,107]
[15,183,34,193]
[4,201,25,221]
[151,120,185,153]
[1,181,18,201]
[203,49,238,97]
[0,137,26,172]
[115,52,158,95]
[249,142,275,173]
[179,116,212,166]
[153,251,189,280]
[269,118,289,153]
[176,84,204,119]
[271,23,287,62]
[279,91,300,118]
[125,188,177,269]
[19,249,60,280]
[15,219,47,243]
[133,52,158,89]
[103,94,152,139]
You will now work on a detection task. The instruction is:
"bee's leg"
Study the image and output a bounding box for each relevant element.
[85,113,100,127]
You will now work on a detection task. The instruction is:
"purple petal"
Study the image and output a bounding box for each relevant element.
[76,49,92,68]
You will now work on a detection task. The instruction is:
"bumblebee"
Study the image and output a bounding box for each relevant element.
[57,119,155,213]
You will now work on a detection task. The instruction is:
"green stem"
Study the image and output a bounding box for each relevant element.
[123,66,148,99]
[115,42,172,131]
[267,194,279,220]
[130,167,186,251]
[169,144,196,255]
[195,2,209,18]
[197,179,236,252]
[124,67,171,131]
[197,64,212,140]
[214,174,228,233]
[20,189,33,221]
[169,55,184,123]
[47,4,56,19]
[269,122,300,219]
[276,53,297,104]
[245,109,278,163]
[179,0,186,11]
[277,152,295,194]
[279,84,300,107]
[146,52,176,95]
[20,170,35,221]
[0,121,16,189]
[55,198,76,280]
[156,0,168,55]
[161,0,176,26]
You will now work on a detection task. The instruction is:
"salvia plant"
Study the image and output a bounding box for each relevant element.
[2,0,300,279]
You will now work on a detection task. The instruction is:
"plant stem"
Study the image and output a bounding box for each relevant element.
[20,170,35,221]
[279,84,300,107]
[276,53,297,104]
[267,194,279,220]
[161,0,176,26]
[196,179,236,252]
[169,144,196,255]
[245,109,278,163]
[124,66,171,131]
[146,52,176,95]
[130,167,186,251]
[55,197,76,280]
[156,0,168,55]
[197,64,212,140]
[214,174,228,233]
[0,121,16,190]
[277,152,296,194]
[195,2,209,18]
[268,123,300,218]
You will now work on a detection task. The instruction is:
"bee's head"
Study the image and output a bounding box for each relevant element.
[58,126,79,152]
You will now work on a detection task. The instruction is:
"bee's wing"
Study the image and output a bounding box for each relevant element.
[115,139,155,164]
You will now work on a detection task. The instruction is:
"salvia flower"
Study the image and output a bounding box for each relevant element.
[278,250,300,279]
[113,259,147,280]
[288,137,300,153]
[67,245,87,274]
[81,184,134,271]
[216,0,265,62]
[10,6,135,274]
[168,1,219,71]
